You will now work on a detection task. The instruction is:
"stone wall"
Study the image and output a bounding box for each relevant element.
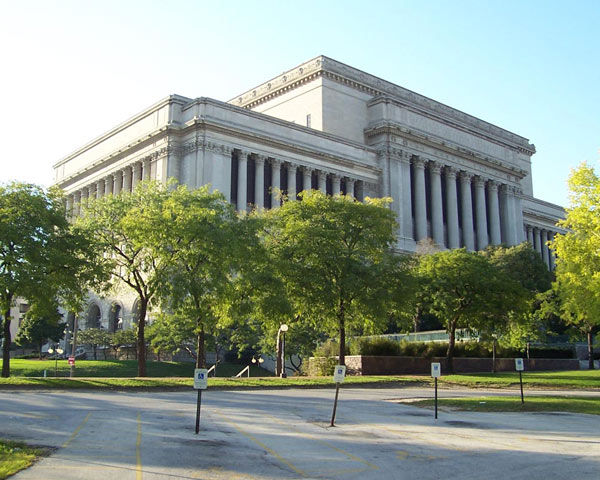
[343,355,579,375]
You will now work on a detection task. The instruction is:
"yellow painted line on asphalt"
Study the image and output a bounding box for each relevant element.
[269,414,379,471]
[61,412,92,448]
[213,409,307,478]
[136,411,143,480]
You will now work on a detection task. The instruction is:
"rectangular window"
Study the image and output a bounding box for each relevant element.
[19,303,29,313]
[306,114,311,128]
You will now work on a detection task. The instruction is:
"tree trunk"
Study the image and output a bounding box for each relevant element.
[2,303,12,378]
[446,319,457,374]
[93,345,97,361]
[588,329,595,370]
[137,297,147,377]
[196,323,205,369]
[526,341,530,360]
[491,339,496,373]
[38,341,43,360]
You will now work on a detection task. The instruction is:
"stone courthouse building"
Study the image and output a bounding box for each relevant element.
[53,56,563,331]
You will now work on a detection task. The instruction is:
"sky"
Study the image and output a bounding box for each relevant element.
[1,0,598,207]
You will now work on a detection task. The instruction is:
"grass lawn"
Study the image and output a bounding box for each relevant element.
[410,395,600,415]
[439,370,600,389]
[0,439,46,480]
[2,359,271,378]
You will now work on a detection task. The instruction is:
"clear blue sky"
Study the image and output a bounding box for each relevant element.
[1,0,598,207]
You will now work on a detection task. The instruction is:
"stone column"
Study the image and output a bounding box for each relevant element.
[548,232,556,270]
[113,171,123,195]
[487,181,501,245]
[513,187,525,244]
[73,191,81,217]
[534,227,542,255]
[302,166,313,194]
[132,162,142,189]
[287,163,297,201]
[445,166,460,249]
[237,151,248,211]
[96,180,104,199]
[500,184,517,246]
[104,176,113,196]
[474,176,488,250]
[542,230,550,267]
[254,155,265,208]
[429,161,444,247]
[142,158,151,181]
[460,171,475,251]
[270,159,281,208]
[526,225,534,245]
[318,171,327,193]
[80,187,89,210]
[356,181,364,202]
[123,167,133,192]
[346,178,355,198]
[65,195,72,219]
[412,157,427,241]
[331,174,341,196]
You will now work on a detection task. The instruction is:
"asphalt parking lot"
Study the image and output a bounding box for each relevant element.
[1,386,599,479]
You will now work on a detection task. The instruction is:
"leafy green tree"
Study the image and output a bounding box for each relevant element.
[77,328,111,360]
[76,182,175,376]
[151,185,251,369]
[263,191,398,366]
[15,303,65,359]
[112,329,138,360]
[550,162,600,368]
[1,182,106,377]
[417,249,525,373]
[482,243,553,368]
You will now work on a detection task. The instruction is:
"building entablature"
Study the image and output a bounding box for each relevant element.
[365,120,528,181]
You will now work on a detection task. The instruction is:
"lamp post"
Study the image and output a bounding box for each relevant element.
[47,345,64,377]
[251,356,264,375]
[277,324,289,378]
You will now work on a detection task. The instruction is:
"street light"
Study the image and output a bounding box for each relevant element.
[47,345,64,377]
[277,324,289,378]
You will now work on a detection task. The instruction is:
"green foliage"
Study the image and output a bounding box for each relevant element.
[415,248,528,372]
[77,328,111,360]
[263,191,399,365]
[0,439,44,479]
[76,181,176,376]
[15,303,65,357]
[0,182,106,377]
[551,162,600,368]
[355,337,403,356]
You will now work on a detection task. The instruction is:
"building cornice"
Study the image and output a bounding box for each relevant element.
[229,55,535,155]
[53,94,191,169]
[365,121,529,179]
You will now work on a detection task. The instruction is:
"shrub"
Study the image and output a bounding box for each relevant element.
[355,338,402,356]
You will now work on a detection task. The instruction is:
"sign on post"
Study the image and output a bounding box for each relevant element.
[194,368,208,390]
[515,358,524,371]
[431,362,441,378]
[68,356,75,366]
[333,365,346,383]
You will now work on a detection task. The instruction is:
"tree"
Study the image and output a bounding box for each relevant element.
[551,162,600,368]
[417,249,525,373]
[263,191,398,366]
[482,243,553,368]
[76,182,175,376]
[1,182,105,377]
[77,328,111,360]
[15,303,65,359]
[151,185,250,369]
[112,329,137,360]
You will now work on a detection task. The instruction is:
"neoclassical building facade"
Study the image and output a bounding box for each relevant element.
[54,56,564,329]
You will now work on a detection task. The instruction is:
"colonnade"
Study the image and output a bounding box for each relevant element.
[406,155,523,251]
[65,159,151,217]
[525,225,556,269]
[232,150,365,211]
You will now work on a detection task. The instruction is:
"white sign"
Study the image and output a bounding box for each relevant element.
[515,358,524,371]
[333,365,346,383]
[431,362,441,378]
[194,368,208,390]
